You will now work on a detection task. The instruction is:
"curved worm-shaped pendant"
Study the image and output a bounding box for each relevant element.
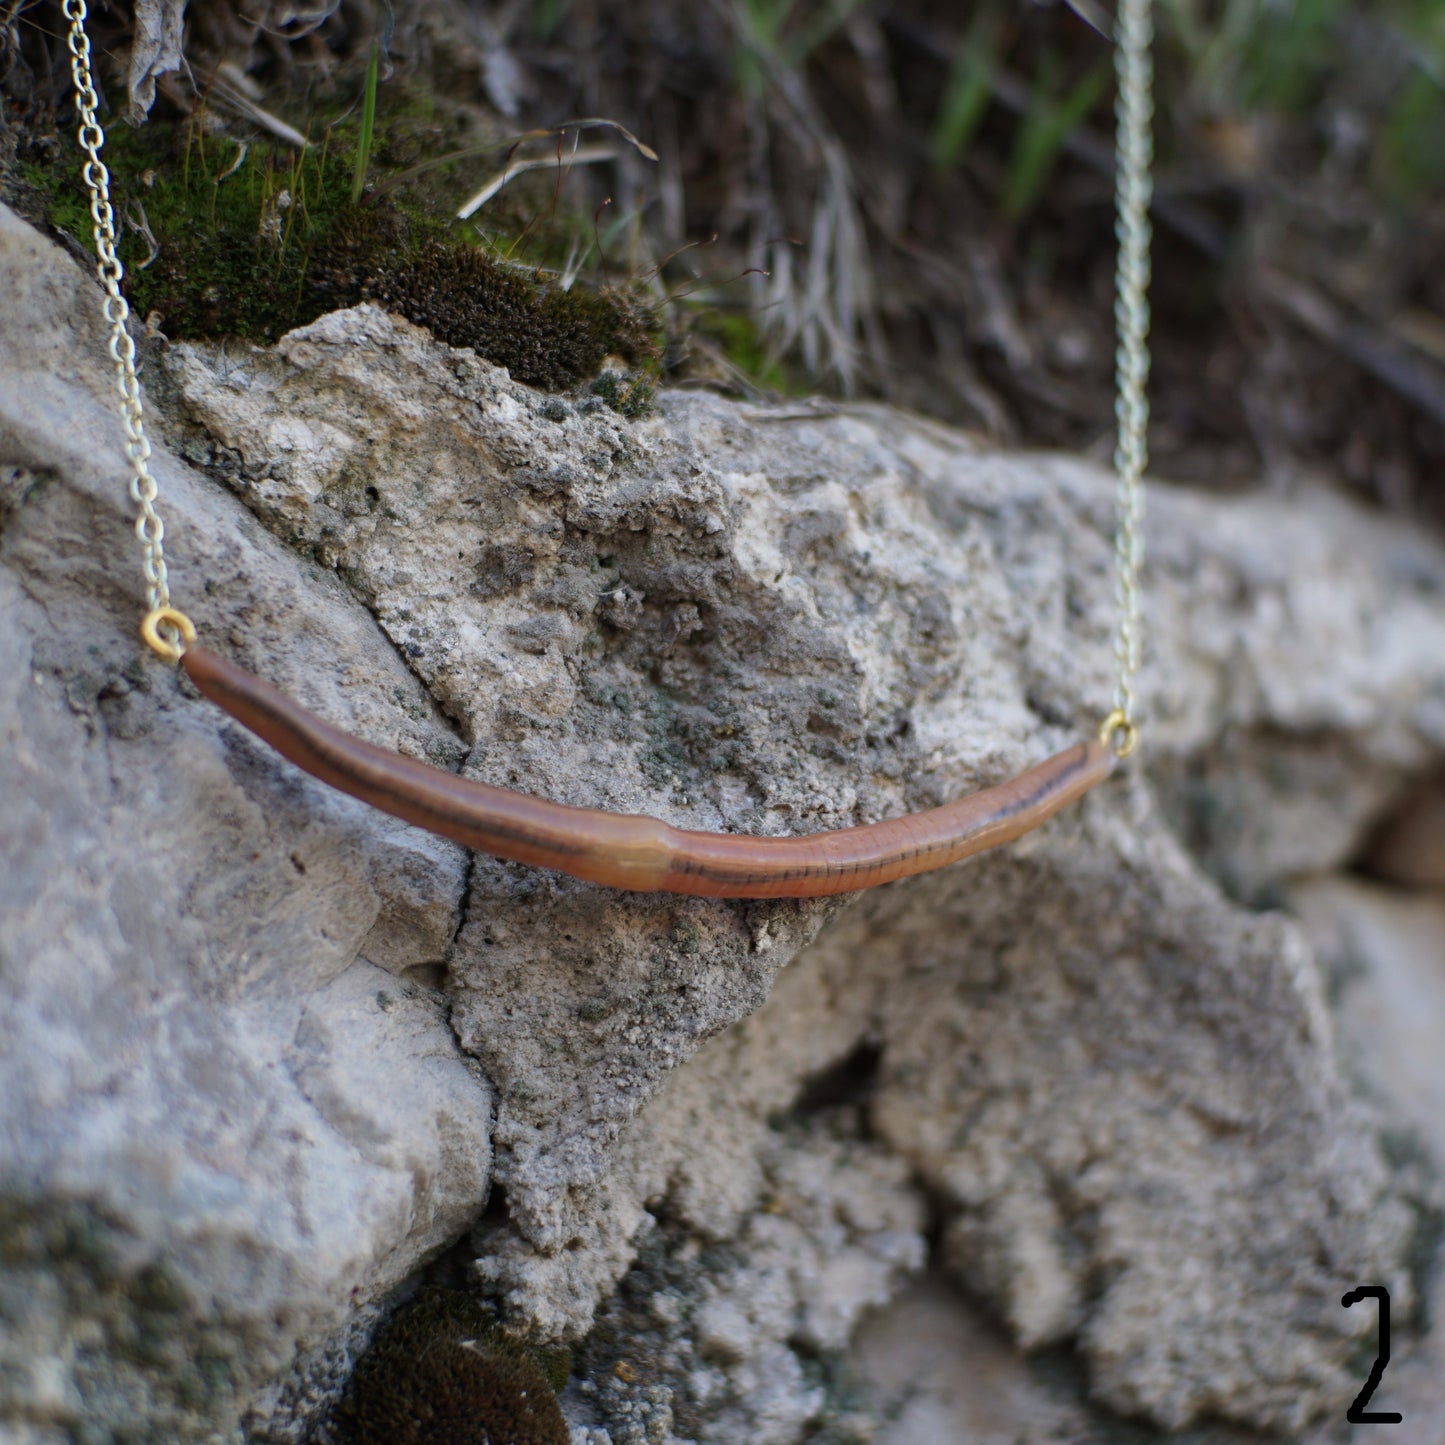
[180,646,1113,898]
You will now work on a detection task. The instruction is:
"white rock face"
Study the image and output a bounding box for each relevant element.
[0,208,492,1443]
[1293,879,1445,1445]
[3,204,1444,1442]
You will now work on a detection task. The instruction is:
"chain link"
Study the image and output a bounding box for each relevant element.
[64,0,175,632]
[1108,0,1154,758]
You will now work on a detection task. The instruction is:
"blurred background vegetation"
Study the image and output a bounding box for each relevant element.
[3,0,1443,522]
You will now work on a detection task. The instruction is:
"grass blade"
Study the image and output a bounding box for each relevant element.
[351,43,380,204]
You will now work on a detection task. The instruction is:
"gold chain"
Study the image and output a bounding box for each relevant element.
[1102,0,1154,760]
[64,0,187,660]
[66,3,1153,717]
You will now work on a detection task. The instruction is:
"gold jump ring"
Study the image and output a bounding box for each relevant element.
[140,606,196,663]
[1098,708,1140,759]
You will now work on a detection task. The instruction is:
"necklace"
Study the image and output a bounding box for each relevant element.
[63,0,1151,899]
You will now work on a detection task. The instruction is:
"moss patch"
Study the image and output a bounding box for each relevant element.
[347,234,657,390]
[332,1289,570,1445]
[30,91,659,391]
[590,367,657,418]
[689,307,804,394]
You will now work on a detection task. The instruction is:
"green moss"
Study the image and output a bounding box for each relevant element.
[691,308,798,393]
[355,236,657,389]
[590,368,657,418]
[33,85,660,390]
[532,1342,574,1395]
[334,1289,569,1445]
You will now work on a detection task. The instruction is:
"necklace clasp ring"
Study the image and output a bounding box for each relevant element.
[140,606,196,662]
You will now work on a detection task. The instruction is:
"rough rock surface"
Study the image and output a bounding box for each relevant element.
[1,207,491,1443]
[850,876,1445,1445]
[1294,880,1445,1444]
[3,201,1444,1442]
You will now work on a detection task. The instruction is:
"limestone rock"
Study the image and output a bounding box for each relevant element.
[1292,879,1445,1444]
[565,1119,925,1445]
[3,202,1445,1441]
[0,206,491,1444]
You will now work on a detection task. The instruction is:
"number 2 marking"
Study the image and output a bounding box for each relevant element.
[1341,1285,1402,1424]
